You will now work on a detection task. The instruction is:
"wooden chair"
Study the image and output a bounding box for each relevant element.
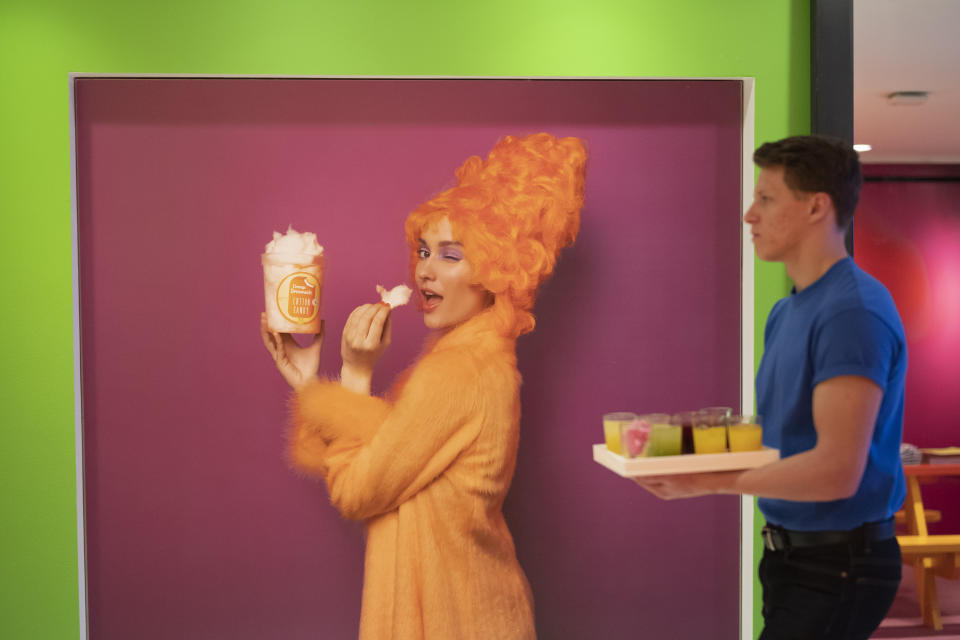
[897,464,960,630]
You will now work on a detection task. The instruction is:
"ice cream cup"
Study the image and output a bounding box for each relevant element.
[262,252,325,334]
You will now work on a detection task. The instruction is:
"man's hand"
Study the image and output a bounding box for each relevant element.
[634,470,743,500]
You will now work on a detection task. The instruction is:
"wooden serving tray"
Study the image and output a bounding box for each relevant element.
[593,443,779,478]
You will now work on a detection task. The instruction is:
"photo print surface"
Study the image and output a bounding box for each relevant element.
[75,77,743,639]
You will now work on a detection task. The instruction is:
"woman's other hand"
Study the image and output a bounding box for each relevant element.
[261,312,323,390]
[340,303,392,395]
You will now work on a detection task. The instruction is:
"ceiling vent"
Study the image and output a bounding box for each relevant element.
[887,91,929,106]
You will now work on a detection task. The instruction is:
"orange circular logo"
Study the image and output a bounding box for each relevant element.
[276,272,321,324]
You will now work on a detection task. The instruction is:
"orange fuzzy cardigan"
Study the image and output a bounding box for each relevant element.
[290,310,536,639]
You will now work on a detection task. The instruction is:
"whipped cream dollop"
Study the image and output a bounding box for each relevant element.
[264,226,324,256]
[377,284,412,309]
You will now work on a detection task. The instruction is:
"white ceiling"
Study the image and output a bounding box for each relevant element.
[854,0,960,163]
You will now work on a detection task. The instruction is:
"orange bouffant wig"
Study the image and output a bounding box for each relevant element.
[404,133,587,338]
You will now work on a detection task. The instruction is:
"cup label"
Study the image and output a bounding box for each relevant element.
[276,272,321,323]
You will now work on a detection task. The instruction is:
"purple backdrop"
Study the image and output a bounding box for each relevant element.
[75,77,743,639]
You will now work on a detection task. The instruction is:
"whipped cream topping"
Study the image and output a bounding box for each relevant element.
[377,284,412,309]
[264,226,324,256]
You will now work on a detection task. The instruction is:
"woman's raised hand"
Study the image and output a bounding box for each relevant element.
[342,302,392,371]
[261,312,323,390]
[340,303,392,394]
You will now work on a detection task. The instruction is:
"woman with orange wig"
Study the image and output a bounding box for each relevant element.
[261,132,586,639]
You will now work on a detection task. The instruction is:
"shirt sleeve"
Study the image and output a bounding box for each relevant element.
[288,381,392,477]
[812,308,898,389]
[294,348,484,520]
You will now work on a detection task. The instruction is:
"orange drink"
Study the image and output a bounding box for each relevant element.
[728,415,763,452]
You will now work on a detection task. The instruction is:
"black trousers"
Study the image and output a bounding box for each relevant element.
[758,536,901,639]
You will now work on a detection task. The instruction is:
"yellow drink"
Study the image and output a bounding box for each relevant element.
[693,426,727,454]
[603,420,623,454]
[728,424,763,452]
[603,412,635,454]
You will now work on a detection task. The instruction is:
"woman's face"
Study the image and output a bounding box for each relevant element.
[415,217,490,332]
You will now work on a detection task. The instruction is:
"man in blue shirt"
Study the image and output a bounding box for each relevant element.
[637,135,907,639]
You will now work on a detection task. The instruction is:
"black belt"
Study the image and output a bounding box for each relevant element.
[761,519,896,551]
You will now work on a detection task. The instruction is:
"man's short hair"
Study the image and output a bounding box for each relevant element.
[753,135,862,230]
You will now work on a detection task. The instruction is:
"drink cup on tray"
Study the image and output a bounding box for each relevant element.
[692,410,729,454]
[619,413,681,458]
[728,414,763,452]
[603,412,636,455]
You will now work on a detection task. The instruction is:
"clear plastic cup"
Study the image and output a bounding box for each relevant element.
[639,413,682,456]
[703,406,733,421]
[692,409,728,454]
[262,252,325,334]
[671,411,698,455]
[603,412,636,455]
[728,414,763,452]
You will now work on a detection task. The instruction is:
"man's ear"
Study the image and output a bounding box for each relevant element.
[807,192,835,226]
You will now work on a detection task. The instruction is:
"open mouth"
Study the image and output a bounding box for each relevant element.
[421,290,443,310]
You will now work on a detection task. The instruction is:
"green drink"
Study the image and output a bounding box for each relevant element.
[635,414,682,456]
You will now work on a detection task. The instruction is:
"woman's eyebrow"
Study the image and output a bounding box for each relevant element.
[417,238,463,247]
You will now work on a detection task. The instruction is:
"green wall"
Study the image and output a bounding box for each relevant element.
[0,1,804,637]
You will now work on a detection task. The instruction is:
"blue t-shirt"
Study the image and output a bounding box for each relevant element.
[757,257,907,531]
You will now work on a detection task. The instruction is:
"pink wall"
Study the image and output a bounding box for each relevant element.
[855,164,960,533]
[76,78,744,638]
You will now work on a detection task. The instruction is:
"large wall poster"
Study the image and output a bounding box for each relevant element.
[74,77,744,639]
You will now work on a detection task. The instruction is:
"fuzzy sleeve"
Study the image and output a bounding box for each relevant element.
[288,380,392,477]
[321,349,484,521]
